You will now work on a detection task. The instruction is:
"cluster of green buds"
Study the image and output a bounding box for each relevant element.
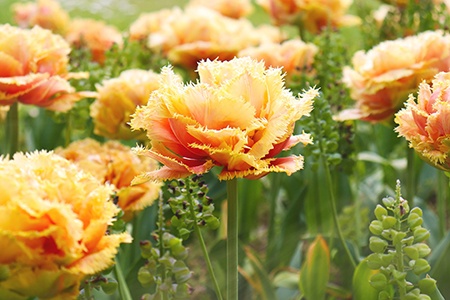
[367,180,442,299]
[138,234,192,300]
[167,175,220,240]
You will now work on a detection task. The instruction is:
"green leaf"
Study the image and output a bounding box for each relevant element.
[299,235,330,300]
[352,259,380,300]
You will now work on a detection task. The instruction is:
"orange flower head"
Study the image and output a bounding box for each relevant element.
[128,7,183,41]
[13,0,70,35]
[0,151,131,300]
[186,0,253,19]
[395,72,450,171]
[147,6,283,69]
[238,39,317,81]
[90,69,174,140]
[130,57,318,182]
[56,138,162,219]
[65,18,123,64]
[0,24,93,111]
[341,30,450,122]
[257,0,360,33]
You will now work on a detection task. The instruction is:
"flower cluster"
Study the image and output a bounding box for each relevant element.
[0,151,131,299]
[130,57,317,181]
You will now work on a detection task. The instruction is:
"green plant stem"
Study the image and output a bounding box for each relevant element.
[438,171,448,238]
[186,181,223,300]
[227,178,239,300]
[266,173,281,270]
[5,102,19,156]
[114,256,132,300]
[322,156,357,269]
[406,146,415,207]
[83,280,93,300]
[394,210,406,299]
[65,110,72,147]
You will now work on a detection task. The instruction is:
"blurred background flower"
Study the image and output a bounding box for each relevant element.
[12,0,70,35]
[256,0,360,34]
[238,38,318,82]
[130,57,317,182]
[186,0,253,19]
[0,24,92,111]
[395,71,450,171]
[55,138,162,220]
[65,18,123,64]
[341,30,450,122]
[0,151,131,300]
[90,69,172,140]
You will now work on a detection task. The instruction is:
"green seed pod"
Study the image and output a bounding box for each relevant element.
[100,278,118,295]
[410,207,423,217]
[404,246,419,260]
[138,267,155,285]
[381,229,393,241]
[392,231,407,245]
[382,216,397,229]
[378,290,392,300]
[366,253,383,269]
[413,258,431,275]
[380,253,395,267]
[414,228,430,243]
[416,244,431,258]
[205,215,220,230]
[392,269,407,283]
[408,213,423,229]
[370,236,388,253]
[369,273,388,290]
[369,220,384,236]
[418,277,437,295]
[382,197,395,208]
[173,260,192,284]
[402,236,414,246]
[172,243,188,260]
[375,205,388,221]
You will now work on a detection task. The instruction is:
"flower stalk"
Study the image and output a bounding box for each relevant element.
[5,102,19,156]
[227,178,239,300]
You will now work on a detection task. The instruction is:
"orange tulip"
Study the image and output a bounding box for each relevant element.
[13,0,70,35]
[90,69,174,140]
[342,30,450,122]
[187,0,253,19]
[65,18,123,64]
[56,138,162,218]
[147,6,284,69]
[257,0,360,33]
[0,151,131,300]
[130,57,317,182]
[0,24,92,111]
[395,72,450,171]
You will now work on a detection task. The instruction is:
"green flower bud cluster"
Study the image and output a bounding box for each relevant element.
[138,235,192,300]
[167,175,220,240]
[367,180,440,300]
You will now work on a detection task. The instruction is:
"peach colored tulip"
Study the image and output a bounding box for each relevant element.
[147,6,284,69]
[257,0,360,33]
[56,139,162,218]
[342,30,450,122]
[395,72,450,171]
[65,18,123,64]
[187,0,253,19]
[130,57,318,182]
[238,39,317,80]
[90,69,173,140]
[12,0,70,35]
[128,7,183,41]
[0,24,92,111]
[0,151,131,300]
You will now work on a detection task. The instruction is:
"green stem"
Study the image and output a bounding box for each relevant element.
[83,279,93,300]
[186,181,223,300]
[266,173,281,270]
[322,156,357,269]
[5,102,19,156]
[114,256,132,300]
[406,145,415,207]
[394,207,406,299]
[437,171,448,238]
[65,110,72,147]
[227,178,239,300]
